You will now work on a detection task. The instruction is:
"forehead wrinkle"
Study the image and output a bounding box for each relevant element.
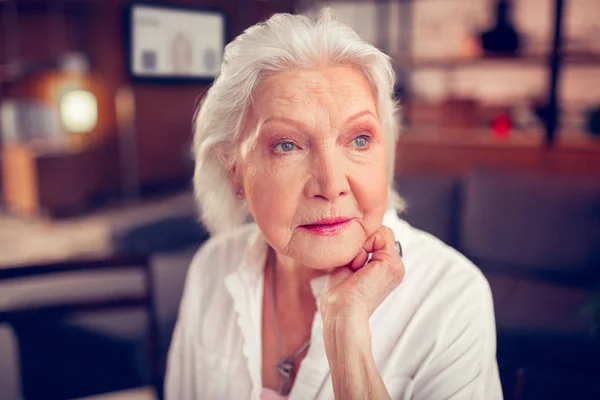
[314,96,337,133]
[243,67,379,146]
[238,92,306,159]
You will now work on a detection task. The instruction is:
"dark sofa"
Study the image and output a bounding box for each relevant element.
[397,168,600,399]
[5,167,600,399]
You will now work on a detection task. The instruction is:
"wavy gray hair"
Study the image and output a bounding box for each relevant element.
[193,9,403,234]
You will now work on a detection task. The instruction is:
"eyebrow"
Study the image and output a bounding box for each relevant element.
[344,110,377,124]
[262,110,377,129]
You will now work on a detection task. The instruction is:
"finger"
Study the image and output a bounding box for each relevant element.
[337,260,403,316]
[347,226,393,270]
[349,248,369,271]
[359,256,405,300]
[361,226,397,263]
[349,228,405,304]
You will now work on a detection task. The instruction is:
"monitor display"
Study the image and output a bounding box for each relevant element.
[128,3,226,81]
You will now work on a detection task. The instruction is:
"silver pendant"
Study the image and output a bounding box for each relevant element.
[277,360,294,380]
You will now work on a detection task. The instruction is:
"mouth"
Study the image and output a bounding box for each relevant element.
[299,217,353,236]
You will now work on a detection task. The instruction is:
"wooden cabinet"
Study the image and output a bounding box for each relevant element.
[1,145,38,215]
[1,140,118,217]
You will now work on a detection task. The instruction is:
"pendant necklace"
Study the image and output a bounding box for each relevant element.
[269,249,311,396]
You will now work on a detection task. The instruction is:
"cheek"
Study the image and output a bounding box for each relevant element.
[351,155,388,231]
[241,159,303,236]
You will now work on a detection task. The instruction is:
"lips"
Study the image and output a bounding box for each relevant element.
[299,217,352,236]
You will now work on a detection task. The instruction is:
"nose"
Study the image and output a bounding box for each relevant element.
[304,147,349,201]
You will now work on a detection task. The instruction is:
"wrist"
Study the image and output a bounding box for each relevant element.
[322,311,372,353]
[320,293,369,323]
[320,303,389,400]
[322,314,382,400]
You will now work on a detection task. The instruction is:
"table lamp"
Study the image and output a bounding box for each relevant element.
[59,89,98,134]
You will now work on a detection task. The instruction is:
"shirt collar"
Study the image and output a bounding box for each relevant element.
[232,225,268,288]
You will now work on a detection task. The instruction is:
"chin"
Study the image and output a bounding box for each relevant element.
[309,254,353,270]
[297,253,355,270]
[290,229,364,269]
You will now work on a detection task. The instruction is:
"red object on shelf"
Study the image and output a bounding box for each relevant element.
[491,113,512,138]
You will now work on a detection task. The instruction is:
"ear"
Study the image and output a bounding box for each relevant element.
[227,162,240,190]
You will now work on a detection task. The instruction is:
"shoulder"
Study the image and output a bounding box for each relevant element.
[377,212,498,382]
[383,210,493,316]
[380,214,501,398]
[186,222,261,283]
[176,223,261,324]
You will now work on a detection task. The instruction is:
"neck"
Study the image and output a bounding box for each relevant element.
[269,248,328,304]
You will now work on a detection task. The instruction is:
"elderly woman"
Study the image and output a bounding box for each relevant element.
[166,10,501,400]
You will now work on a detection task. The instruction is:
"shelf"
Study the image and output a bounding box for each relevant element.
[400,127,600,152]
[394,53,600,69]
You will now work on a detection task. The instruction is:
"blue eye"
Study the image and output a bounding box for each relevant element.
[352,135,370,148]
[274,142,296,152]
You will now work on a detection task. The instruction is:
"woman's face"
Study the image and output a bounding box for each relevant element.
[235,66,388,269]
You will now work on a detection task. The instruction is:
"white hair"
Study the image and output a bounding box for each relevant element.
[193,9,404,234]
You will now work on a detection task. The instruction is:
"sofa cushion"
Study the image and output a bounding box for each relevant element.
[0,269,145,315]
[395,175,459,246]
[486,272,593,335]
[518,364,600,400]
[111,215,209,255]
[16,319,143,400]
[69,248,198,377]
[461,169,600,281]
[0,325,21,400]
[0,267,151,398]
[41,248,198,389]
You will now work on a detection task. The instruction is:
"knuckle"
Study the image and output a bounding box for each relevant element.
[380,226,394,238]
[385,259,405,282]
[375,227,394,248]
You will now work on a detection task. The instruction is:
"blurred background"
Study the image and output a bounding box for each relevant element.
[0,0,599,399]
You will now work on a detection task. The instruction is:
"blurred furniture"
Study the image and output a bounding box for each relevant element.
[0,99,63,144]
[0,324,21,400]
[0,209,208,399]
[1,139,116,218]
[3,166,599,400]
[111,215,209,256]
[0,205,206,399]
[396,168,600,400]
[0,255,162,400]
[0,189,197,268]
[392,0,592,145]
[75,386,156,400]
[396,129,600,179]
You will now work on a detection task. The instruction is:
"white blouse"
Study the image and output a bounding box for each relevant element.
[165,210,502,399]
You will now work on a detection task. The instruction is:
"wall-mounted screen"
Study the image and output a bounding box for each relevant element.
[127,2,226,82]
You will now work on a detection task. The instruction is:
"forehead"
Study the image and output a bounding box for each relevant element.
[250,66,378,121]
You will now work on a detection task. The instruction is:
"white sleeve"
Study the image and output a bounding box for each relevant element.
[164,249,205,400]
[412,275,503,400]
[164,318,193,399]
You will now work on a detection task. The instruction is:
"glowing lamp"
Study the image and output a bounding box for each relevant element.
[59,90,98,133]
